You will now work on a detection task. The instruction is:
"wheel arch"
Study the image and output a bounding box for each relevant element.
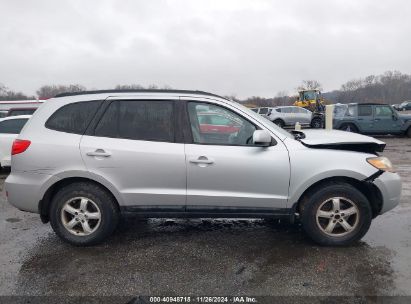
[294,176,383,219]
[38,176,122,223]
[339,121,361,132]
[273,118,285,126]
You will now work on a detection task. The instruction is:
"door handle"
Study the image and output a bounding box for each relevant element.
[86,149,111,157]
[189,156,214,165]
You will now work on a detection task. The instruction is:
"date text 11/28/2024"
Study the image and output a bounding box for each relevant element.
[149,296,257,303]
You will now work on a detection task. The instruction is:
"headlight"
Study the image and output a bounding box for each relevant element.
[367,156,395,172]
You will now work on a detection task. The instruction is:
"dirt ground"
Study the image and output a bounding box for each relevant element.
[0,136,410,298]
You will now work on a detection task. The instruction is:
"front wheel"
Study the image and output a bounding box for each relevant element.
[273,119,285,128]
[300,182,372,246]
[50,182,119,246]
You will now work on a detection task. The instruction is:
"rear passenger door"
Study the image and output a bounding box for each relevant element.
[356,105,374,132]
[80,98,186,209]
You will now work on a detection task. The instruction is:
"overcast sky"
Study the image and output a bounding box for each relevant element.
[1,0,411,98]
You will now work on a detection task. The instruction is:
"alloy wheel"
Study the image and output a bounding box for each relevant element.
[60,197,101,236]
[316,197,359,237]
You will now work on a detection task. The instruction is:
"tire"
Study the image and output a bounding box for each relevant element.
[311,117,323,129]
[49,182,119,246]
[406,127,411,138]
[300,182,372,246]
[273,119,285,128]
[339,123,358,133]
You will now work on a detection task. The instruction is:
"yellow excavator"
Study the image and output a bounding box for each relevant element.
[293,89,325,111]
[294,89,327,128]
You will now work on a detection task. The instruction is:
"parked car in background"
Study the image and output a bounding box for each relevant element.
[0,100,43,112]
[334,103,411,137]
[0,115,31,168]
[197,111,241,144]
[392,104,400,111]
[6,90,401,247]
[6,107,38,117]
[251,107,273,118]
[0,110,8,118]
[267,106,312,127]
[397,101,411,111]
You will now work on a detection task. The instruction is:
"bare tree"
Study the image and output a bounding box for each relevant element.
[36,84,86,99]
[297,80,323,91]
[115,84,145,90]
[0,83,34,100]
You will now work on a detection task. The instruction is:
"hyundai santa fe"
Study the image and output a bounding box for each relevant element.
[5,90,402,246]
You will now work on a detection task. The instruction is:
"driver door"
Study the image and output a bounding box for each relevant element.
[182,98,290,211]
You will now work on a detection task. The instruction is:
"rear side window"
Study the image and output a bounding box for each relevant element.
[259,108,268,114]
[0,118,28,134]
[45,101,102,134]
[94,100,175,142]
[358,105,372,116]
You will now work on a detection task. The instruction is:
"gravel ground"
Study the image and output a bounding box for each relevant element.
[0,136,410,298]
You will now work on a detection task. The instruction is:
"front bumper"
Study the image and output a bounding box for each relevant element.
[373,171,402,214]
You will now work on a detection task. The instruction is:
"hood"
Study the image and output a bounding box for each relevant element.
[398,113,411,122]
[297,129,386,154]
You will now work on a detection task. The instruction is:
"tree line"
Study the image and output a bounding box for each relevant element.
[1,71,411,105]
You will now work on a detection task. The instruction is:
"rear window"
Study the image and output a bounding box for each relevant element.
[0,118,28,134]
[45,101,102,134]
[94,100,175,142]
[8,109,36,116]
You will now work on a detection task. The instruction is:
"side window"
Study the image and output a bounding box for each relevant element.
[281,107,291,114]
[94,100,174,142]
[275,108,282,113]
[259,107,268,114]
[358,105,372,117]
[375,105,393,117]
[0,119,28,134]
[187,102,257,146]
[46,101,102,134]
[250,108,258,113]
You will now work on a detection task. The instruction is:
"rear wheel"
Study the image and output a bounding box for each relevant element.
[339,123,358,133]
[300,182,372,246]
[50,182,119,246]
[273,119,285,128]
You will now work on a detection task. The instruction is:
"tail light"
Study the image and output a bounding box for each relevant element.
[11,139,31,155]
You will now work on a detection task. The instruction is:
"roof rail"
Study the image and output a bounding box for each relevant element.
[54,89,228,100]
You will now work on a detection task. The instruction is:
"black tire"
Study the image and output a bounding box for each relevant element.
[300,182,372,246]
[406,127,411,138]
[339,123,358,133]
[273,119,285,128]
[49,182,119,246]
[311,117,323,129]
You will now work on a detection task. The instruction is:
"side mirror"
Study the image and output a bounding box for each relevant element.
[252,130,271,147]
[392,114,398,121]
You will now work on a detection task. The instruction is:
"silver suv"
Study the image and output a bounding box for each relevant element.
[267,106,312,127]
[5,90,401,246]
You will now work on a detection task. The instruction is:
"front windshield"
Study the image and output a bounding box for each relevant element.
[235,102,293,140]
[301,91,317,101]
